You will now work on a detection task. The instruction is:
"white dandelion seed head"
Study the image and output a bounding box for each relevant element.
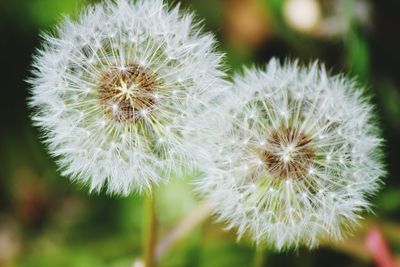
[28,0,225,195]
[194,58,385,249]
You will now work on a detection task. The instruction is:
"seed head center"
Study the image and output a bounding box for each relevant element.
[261,127,315,179]
[97,64,158,122]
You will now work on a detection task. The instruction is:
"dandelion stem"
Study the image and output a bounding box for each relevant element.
[254,246,266,267]
[143,190,157,267]
[155,200,211,262]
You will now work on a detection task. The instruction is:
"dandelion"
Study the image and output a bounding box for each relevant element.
[29,0,224,195]
[194,59,384,249]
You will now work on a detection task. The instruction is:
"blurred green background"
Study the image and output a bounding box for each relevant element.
[1,0,400,266]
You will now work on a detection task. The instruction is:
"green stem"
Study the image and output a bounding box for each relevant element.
[254,245,266,267]
[143,190,157,267]
[155,200,211,261]
[136,200,211,266]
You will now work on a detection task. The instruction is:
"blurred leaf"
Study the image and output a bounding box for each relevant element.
[377,83,400,129]
[377,189,400,214]
[345,31,369,81]
[28,0,84,28]
[342,0,370,80]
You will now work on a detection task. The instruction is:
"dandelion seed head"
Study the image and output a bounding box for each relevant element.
[29,0,225,195]
[194,58,385,249]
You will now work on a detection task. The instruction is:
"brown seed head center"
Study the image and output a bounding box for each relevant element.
[261,127,315,179]
[97,64,157,122]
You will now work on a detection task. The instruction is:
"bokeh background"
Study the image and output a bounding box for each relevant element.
[1,0,400,266]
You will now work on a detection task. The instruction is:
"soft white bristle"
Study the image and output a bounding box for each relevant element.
[191,58,385,250]
[29,0,225,195]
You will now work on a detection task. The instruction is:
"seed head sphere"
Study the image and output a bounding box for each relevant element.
[29,0,224,195]
[195,59,384,249]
